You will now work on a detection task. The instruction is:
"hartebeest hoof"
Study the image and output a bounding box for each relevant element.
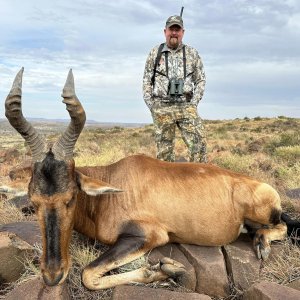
[254,234,271,260]
[159,257,186,277]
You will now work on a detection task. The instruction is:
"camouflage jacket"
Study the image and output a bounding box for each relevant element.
[143,43,206,109]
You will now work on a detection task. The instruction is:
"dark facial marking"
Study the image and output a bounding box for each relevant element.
[87,221,145,268]
[33,151,69,196]
[45,209,61,266]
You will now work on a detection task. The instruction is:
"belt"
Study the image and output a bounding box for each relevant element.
[158,101,189,106]
[154,97,190,105]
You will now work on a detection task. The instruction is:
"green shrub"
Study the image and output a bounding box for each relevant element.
[274,162,300,188]
[264,132,300,154]
[254,116,262,121]
[274,146,300,163]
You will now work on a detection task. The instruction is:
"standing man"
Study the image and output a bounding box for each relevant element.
[143,14,207,163]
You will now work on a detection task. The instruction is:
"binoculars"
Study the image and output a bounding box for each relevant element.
[168,78,184,97]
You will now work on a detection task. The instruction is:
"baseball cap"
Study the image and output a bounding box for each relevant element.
[165,15,184,28]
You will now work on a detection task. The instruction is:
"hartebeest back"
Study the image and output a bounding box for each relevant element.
[1,69,289,290]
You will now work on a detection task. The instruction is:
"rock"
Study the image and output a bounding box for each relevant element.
[112,285,211,300]
[149,243,197,291]
[286,188,300,200]
[9,195,35,216]
[0,149,20,164]
[0,232,34,283]
[0,193,8,200]
[179,244,229,297]
[223,234,261,290]
[290,200,300,214]
[243,280,300,300]
[4,277,70,300]
[8,163,31,180]
[175,157,188,162]
[266,241,285,263]
[287,279,300,291]
[0,221,42,247]
[9,195,29,209]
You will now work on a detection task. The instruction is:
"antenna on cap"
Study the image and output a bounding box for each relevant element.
[180,6,184,17]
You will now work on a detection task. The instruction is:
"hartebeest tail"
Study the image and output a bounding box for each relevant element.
[1,69,290,291]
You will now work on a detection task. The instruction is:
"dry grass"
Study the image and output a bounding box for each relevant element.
[1,116,300,299]
[260,239,300,285]
[0,199,33,224]
[66,234,113,300]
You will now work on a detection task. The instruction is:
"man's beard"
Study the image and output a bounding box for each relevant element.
[169,37,179,49]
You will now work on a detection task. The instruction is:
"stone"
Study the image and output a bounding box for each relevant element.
[179,244,229,297]
[4,277,70,300]
[286,188,300,200]
[0,193,8,200]
[0,149,20,164]
[243,280,300,300]
[149,243,197,291]
[9,195,35,216]
[112,285,211,300]
[287,279,300,291]
[0,232,34,283]
[0,221,42,247]
[223,234,261,290]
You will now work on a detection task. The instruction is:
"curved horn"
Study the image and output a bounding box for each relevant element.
[52,69,86,161]
[5,68,47,162]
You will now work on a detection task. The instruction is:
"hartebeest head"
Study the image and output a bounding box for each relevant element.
[4,69,121,286]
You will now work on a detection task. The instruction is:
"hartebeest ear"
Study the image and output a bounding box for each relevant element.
[76,171,123,196]
[0,176,30,196]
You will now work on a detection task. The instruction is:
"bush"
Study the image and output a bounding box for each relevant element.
[273,162,300,188]
[264,132,300,154]
[274,146,300,164]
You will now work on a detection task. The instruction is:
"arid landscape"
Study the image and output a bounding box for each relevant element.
[0,116,300,299]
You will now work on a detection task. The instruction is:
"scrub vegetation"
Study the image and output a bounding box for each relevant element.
[0,116,299,299]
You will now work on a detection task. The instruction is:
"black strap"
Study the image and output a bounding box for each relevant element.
[151,43,165,86]
[151,43,187,85]
[165,52,169,78]
[182,45,186,79]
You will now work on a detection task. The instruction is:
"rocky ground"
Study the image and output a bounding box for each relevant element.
[1,117,300,299]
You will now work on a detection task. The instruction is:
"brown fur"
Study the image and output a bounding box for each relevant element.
[1,154,287,289]
[74,155,282,246]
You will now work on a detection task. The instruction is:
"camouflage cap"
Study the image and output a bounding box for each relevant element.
[166,15,184,28]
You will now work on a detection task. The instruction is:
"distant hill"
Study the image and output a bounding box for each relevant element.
[0,118,147,128]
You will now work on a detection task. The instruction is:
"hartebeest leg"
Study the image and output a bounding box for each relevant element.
[81,221,186,290]
[253,222,287,260]
[246,208,287,260]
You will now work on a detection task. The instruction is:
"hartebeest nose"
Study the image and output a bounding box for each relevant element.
[42,268,64,286]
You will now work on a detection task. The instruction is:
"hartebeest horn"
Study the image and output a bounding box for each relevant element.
[52,69,86,161]
[5,68,47,162]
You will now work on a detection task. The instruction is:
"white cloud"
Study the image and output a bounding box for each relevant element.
[0,0,299,122]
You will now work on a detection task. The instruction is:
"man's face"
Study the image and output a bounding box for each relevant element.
[164,25,185,49]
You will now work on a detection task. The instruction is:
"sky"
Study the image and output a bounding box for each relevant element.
[0,0,299,123]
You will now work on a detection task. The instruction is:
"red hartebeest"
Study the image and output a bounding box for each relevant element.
[1,68,288,290]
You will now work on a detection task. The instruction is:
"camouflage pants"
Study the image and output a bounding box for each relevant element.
[151,103,207,163]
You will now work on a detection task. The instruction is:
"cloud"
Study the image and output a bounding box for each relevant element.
[0,0,299,123]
